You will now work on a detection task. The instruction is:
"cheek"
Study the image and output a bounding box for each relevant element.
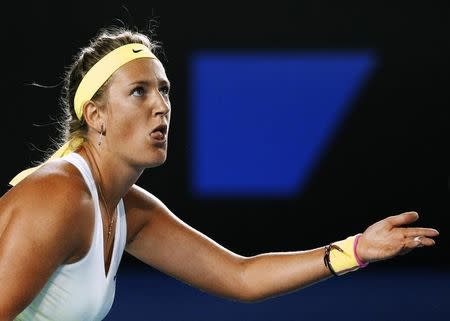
[110,115,143,142]
[106,99,152,143]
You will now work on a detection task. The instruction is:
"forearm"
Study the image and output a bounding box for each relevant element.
[240,247,332,302]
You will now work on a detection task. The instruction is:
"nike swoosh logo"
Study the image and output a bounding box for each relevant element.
[132,49,143,53]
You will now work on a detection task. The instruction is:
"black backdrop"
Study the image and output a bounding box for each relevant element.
[2,1,448,271]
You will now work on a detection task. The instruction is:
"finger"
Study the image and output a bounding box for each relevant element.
[411,236,436,248]
[401,227,440,238]
[387,211,419,226]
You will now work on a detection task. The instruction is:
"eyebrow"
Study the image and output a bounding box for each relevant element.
[129,79,171,88]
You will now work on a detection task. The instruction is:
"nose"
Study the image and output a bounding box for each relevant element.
[153,91,171,118]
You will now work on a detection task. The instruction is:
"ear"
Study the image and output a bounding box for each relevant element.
[82,100,104,133]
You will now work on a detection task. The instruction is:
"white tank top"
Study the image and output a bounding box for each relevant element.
[15,152,127,321]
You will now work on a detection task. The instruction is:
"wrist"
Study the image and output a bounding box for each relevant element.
[324,234,369,276]
[354,233,369,268]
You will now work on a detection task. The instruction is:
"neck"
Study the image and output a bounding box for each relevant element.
[78,142,143,211]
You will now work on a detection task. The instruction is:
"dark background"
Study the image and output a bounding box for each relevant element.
[2,1,448,320]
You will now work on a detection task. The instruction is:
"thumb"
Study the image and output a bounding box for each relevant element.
[386,211,419,227]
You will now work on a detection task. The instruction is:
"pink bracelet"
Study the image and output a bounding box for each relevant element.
[354,233,369,268]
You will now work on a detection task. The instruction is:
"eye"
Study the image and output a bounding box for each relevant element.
[131,86,146,97]
[159,85,170,96]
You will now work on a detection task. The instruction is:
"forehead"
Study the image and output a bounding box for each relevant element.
[110,57,168,85]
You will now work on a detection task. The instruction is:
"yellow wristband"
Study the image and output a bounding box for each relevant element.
[329,235,360,275]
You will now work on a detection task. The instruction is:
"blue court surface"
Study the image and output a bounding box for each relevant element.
[107,266,449,321]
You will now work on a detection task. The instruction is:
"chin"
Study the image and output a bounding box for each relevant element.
[149,158,167,168]
[145,152,167,168]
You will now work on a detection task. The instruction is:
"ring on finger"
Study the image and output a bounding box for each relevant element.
[414,236,424,247]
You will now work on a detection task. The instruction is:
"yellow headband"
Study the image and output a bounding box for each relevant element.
[9,43,157,186]
[74,43,157,119]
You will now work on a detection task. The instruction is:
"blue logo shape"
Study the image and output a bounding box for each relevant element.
[190,51,376,198]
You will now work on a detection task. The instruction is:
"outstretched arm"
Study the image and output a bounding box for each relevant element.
[241,211,439,302]
[124,185,439,303]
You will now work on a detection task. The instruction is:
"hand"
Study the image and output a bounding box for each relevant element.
[356,211,439,264]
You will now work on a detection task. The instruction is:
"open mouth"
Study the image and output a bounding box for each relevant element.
[150,124,168,141]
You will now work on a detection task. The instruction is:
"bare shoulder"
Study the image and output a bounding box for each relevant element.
[2,159,92,214]
[123,184,169,243]
[0,159,93,252]
[0,159,95,317]
[124,184,165,211]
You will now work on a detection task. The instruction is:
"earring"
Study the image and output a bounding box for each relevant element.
[98,124,104,146]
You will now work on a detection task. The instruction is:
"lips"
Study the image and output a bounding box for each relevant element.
[150,124,168,142]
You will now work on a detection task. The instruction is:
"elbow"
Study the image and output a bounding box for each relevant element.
[234,290,271,304]
[236,296,264,304]
[233,258,268,304]
[234,291,256,304]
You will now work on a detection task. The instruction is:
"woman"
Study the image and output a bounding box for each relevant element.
[0,27,439,321]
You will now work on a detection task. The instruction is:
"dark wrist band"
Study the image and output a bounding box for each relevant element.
[323,243,343,276]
